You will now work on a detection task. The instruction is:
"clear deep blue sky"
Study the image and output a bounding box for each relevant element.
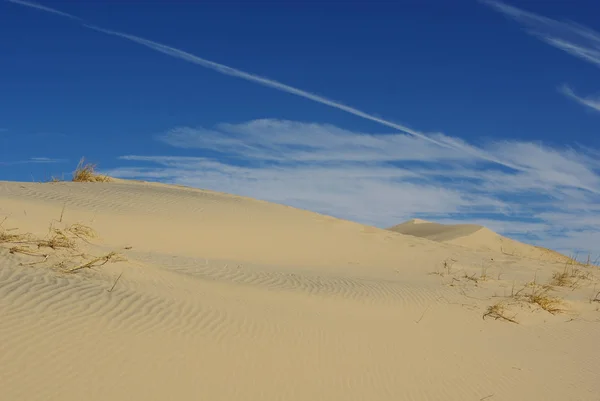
[1,0,600,255]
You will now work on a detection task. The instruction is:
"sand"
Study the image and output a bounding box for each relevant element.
[1,180,599,401]
[389,218,573,263]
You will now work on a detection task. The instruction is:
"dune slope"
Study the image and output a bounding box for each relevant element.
[1,181,599,401]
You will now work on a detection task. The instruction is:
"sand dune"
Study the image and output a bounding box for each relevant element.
[1,180,599,401]
[389,218,572,263]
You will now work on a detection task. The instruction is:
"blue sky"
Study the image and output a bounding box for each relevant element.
[1,0,600,257]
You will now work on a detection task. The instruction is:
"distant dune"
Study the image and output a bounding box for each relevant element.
[0,180,598,401]
[388,218,571,263]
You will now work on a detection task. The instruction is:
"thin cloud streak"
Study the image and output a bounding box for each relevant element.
[0,157,67,166]
[5,0,81,20]
[9,0,522,170]
[560,85,600,113]
[482,1,600,115]
[481,0,600,68]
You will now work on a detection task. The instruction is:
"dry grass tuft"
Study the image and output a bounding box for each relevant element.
[0,229,29,243]
[37,228,76,250]
[483,302,519,324]
[550,261,593,288]
[66,223,96,242]
[0,219,30,243]
[525,286,563,314]
[72,158,111,183]
[514,278,564,314]
[1,221,96,251]
[1,219,124,275]
[484,275,565,323]
[551,270,572,287]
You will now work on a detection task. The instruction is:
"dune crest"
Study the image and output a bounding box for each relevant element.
[388,219,571,263]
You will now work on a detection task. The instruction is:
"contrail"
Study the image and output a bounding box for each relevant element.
[5,0,80,20]
[6,0,521,169]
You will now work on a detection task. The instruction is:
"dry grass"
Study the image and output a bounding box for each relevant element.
[525,286,563,314]
[37,228,76,250]
[550,261,593,288]
[564,252,600,268]
[479,264,490,281]
[0,229,30,244]
[463,272,479,284]
[66,223,96,242]
[0,218,30,243]
[429,258,457,277]
[72,158,111,183]
[484,275,565,323]
[2,220,96,251]
[483,302,519,324]
[9,246,47,257]
[66,252,125,273]
[1,219,123,275]
[516,274,564,314]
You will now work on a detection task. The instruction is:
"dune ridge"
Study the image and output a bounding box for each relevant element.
[1,180,599,401]
[388,218,573,263]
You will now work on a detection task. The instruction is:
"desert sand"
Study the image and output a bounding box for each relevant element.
[1,179,599,401]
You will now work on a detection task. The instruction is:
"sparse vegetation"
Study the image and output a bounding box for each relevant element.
[9,245,45,257]
[550,260,593,288]
[484,276,565,323]
[0,228,30,243]
[463,272,479,284]
[1,218,124,274]
[563,252,600,268]
[480,263,490,281]
[50,175,63,183]
[525,285,563,314]
[72,157,111,182]
[429,258,457,277]
[66,223,96,242]
[67,251,125,273]
[483,302,519,324]
[429,248,596,323]
[37,228,76,250]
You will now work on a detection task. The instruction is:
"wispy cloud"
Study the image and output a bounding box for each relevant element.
[481,0,600,67]
[482,0,600,112]
[29,157,66,163]
[5,0,80,20]
[0,157,67,165]
[109,119,600,257]
[560,85,600,113]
